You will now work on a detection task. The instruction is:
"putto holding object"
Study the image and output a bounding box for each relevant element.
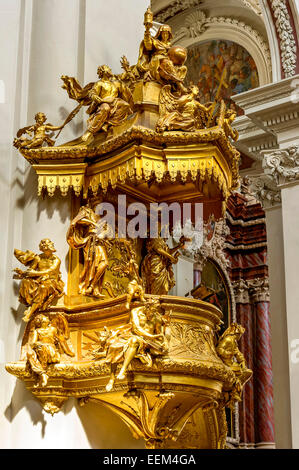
[13,112,63,149]
[216,323,252,407]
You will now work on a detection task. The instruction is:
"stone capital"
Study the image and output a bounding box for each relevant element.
[263,145,299,188]
[247,277,270,303]
[232,279,250,304]
[248,173,281,209]
[232,277,270,304]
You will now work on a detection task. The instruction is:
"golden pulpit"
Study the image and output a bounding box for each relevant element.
[6,7,251,449]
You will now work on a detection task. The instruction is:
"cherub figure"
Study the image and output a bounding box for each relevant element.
[220,108,238,141]
[92,299,170,392]
[13,239,65,322]
[216,323,252,406]
[119,55,140,89]
[26,313,74,387]
[13,112,63,149]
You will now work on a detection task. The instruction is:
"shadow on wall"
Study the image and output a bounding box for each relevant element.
[15,166,71,224]
[76,400,146,449]
[4,379,145,448]
[14,165,71,278]
[4,379,47,437]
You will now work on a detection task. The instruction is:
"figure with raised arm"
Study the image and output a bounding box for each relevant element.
[66,206,110,298]
[141,235,189,295]
[13,239,64,322]
[13,112,63,149]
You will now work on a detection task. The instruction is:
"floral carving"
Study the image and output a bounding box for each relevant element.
[270,0,297,77]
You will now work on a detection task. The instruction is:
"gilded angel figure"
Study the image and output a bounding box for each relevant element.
[26,313,75,387]
[156,84,212,133]
[13,112,63,149]
[61,65,134,145]
[13,239,64,322]
[216,323,252,407]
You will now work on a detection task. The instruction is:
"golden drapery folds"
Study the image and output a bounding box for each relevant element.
[141,236,188,295]
[156,84,212,132]
[13,239,64,322]
[216,323,253,408]
[66,205,109,297]
[92,298,170,391]
[86,65,133,135]
[26,313,74,388]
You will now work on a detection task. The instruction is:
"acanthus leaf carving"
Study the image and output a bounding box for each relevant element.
[263,145,299,185]
[247,174,281,209]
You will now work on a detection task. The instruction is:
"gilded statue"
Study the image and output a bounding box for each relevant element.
[119,55,140,89]
[221,108,239,141]
[216,323,252,406]
[26,313,74,387]
[123,240,146,309]
[93,298,169,391]
[156,84,212,133]
[61,65,134,144]
[13,112,63,149]
[67,206,110,298]
[141,236,189,295]
[13,239,64,322]
[137,8,187,89]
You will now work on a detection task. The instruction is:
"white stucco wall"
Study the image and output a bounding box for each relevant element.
[0,0,147,449]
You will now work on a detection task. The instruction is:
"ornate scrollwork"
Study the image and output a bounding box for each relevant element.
[263,145,299,185]
[270,0,297,77]
[169,322,220,361]
[7,7,247,449]
[248,174,282,209]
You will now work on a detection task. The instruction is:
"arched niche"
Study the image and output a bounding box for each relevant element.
[175,26,272,86]
[193,257,235,331]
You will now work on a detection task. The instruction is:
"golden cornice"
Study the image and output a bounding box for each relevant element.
[32,162,87,197]
[20,124,239,200]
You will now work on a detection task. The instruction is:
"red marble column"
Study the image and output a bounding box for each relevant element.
[237,303,255,445]
[254,301,275,445]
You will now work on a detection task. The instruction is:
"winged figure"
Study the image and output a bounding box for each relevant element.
[156,84,212,133]
[61,65,134,144]
[13,239,64,322]
[27,313,75,387]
